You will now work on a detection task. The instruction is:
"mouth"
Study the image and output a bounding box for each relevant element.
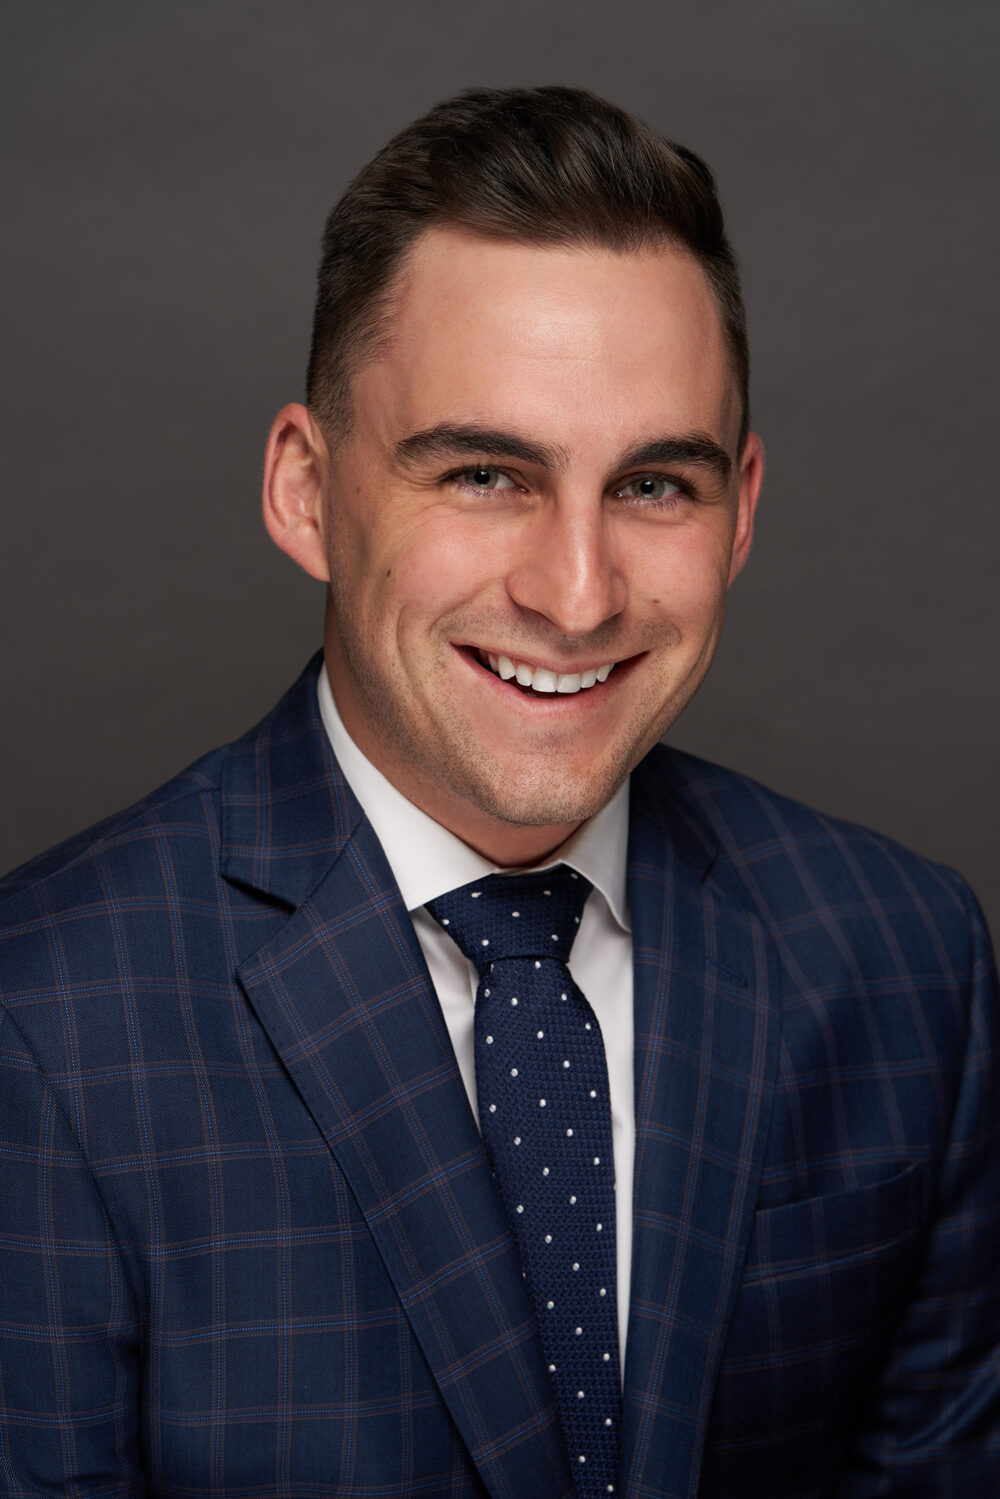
[467,646,625,697]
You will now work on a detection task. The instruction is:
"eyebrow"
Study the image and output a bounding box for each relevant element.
[394,424,569,470]
[393,423,732,482]
[617,435,732,483]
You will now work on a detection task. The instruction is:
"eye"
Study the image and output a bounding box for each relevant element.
[615,475,684,504]
[453,466,518,493]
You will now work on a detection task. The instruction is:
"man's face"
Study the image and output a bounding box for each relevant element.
[315,228,761,862]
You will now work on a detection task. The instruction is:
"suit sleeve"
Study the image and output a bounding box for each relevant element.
[0,1007,145,1496]
[839,878,1000,1495]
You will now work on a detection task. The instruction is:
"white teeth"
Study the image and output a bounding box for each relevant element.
[480,651,619,694]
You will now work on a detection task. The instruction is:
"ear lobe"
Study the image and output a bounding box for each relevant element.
[728,430,764,586]
[262,403,331,582]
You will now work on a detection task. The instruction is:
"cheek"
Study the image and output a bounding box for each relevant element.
[329,498,436,614]
[640,531,733,623]
[388,518,501,619]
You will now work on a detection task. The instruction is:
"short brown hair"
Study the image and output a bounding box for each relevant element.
[307,85,749,449]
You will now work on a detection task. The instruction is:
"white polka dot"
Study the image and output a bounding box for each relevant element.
[544,1234,552,1243]
[481,938,489,946]
[539,1099,547,1107]
[549,1362,556,1371]
[590,1089,597,1098]
[596,1222,603,1231]
[572,1262,580,1271]
[563,1059,570,1068]
[511,997,518,1006]
[441,918,450,926]
[547,1300,554,1309]
[513,1136,521,1145]
[599,1287,606,1297]
[593,1157,600,1165]
[603,1352,610,1361]
[510,1068,518,1077]
[584,1022,592,1030]
[534,961,541,969]
[484,988,490,997]
[544,889,551,896]
[516,1204,524,1213]
[570,872,578,880]
[542,1166,549,1175]
[551,933,558,941]
[488,1104,496,1113]
[512,910,520,917]
[560,992,568,1001]
[566,1129,574,1137]
[575,916,580,924]
[486,1035,494,1044]
[578,1454,586,1463]
[569,1195,577,1204]
[536,1030,544,1039]
[471,891,481,898]
[604,1419,613,1428]
[575,1326,583,1335]
[577,1390,585,1399]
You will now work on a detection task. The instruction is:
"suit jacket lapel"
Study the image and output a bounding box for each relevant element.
[622,753,782,1499]
[221,658,573,1499]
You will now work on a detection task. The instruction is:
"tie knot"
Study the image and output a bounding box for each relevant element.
[425,865,592,974]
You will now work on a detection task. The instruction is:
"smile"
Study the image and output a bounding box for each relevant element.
[474,648,618,695]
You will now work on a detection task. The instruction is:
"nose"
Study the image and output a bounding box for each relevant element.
[505,497,627,638]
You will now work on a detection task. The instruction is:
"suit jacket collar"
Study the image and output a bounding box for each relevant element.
[220,658,782,1499]
[219,653,362,910]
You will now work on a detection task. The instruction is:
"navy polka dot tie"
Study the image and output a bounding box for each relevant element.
[426,866,621,1498]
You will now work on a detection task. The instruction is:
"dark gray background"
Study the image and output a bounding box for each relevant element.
[3,0,998,940]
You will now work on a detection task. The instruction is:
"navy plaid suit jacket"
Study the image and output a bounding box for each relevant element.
[0,655,997,1497]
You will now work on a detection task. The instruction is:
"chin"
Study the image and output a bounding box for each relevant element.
[453,755,630,831]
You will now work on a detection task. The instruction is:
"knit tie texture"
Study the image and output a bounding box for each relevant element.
[426,866,621,1498]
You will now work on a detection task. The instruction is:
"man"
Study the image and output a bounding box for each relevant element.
[0,86,995,1498]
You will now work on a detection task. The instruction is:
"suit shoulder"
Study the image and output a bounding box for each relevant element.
[0,747,227,922]
[0,657,327,1004]
[638,743,980,936]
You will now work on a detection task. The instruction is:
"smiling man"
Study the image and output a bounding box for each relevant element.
[265,228,758,865]
[0,87,996,1498]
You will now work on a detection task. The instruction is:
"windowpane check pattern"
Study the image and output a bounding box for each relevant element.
[426,867,621,1498]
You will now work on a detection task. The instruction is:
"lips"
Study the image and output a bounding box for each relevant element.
[475,648,617,695]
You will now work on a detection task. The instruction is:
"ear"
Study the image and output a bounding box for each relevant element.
[261,402,331,582]
[728,431,764,586]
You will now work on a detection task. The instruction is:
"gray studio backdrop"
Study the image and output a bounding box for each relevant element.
[3,0,998,941]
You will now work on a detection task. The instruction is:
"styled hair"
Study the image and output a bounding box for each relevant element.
[307,85,749,448]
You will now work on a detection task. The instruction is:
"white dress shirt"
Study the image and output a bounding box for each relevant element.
[317,666,635,1369]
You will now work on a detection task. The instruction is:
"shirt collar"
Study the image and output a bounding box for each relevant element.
[317,663,630,932]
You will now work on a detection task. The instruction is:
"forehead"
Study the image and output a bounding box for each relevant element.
[352,226,739,454]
